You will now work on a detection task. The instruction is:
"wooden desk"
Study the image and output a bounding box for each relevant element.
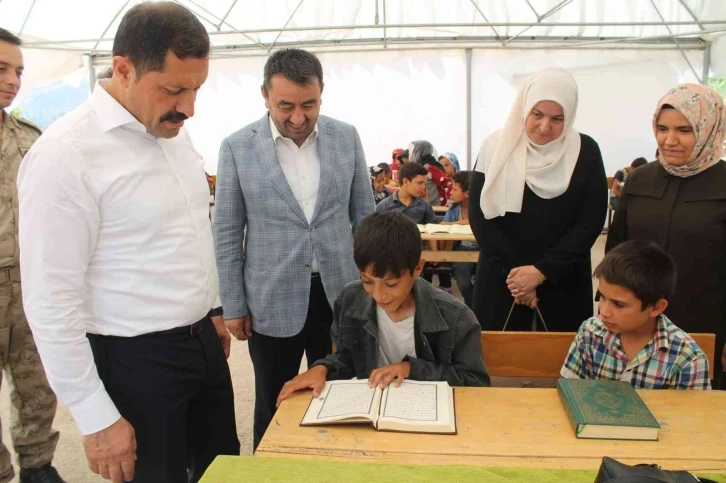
[421,233,476,242]
[420,233,478,263]
[257,387,726,471]
[433,206,449,214]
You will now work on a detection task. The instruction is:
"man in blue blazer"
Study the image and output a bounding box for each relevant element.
[213,49,374,450]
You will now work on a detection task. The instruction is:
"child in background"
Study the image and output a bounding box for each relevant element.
[377,162,399,195]
[440,171,477,308]
[561,240,711,390]
[438,152,460,179]
[376,162,435,224]
[370,166,389,205]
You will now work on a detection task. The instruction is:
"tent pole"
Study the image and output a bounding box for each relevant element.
[18,0,37,36]
[383,0,387,49]
[649,0,701,83]
[702,42,711,85]
[87,54,96,93]
[269,0,305,52]
[470,0,505,46]
[466,48,472,170]
[678,0,706,31]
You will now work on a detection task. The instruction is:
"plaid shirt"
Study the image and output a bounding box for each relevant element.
[560,315,711,390]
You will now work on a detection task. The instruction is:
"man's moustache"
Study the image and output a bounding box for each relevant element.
[160,112,188,122]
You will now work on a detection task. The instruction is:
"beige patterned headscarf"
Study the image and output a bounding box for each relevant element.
[653,83,726,178]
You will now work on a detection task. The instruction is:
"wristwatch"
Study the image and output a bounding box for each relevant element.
[209,306,223,318]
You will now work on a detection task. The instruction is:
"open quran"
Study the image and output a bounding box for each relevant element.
[300,379,456,434]
[417,224,473,235]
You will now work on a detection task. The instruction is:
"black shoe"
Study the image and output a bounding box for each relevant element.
[19,464,65,483]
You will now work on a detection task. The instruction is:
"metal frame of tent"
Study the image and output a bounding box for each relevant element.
[8,0,726,166]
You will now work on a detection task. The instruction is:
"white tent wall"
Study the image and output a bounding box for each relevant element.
[179,47,701,177]
[2,0,721,177]
[184,49,467,175]
[13,48,84,105]
[470,49,703,175]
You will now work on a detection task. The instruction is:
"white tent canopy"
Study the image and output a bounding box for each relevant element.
[3,0,726,174]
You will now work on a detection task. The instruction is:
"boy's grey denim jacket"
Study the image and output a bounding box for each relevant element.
[312,278,490,387]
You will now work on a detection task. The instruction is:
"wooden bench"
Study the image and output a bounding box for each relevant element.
[481,331,716,380]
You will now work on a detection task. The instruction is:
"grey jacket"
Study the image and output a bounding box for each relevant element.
[313,278,490,387]
[213,114,375,337]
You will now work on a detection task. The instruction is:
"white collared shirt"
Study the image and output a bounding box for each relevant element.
[269,116,321,272]
[17,81,221,435]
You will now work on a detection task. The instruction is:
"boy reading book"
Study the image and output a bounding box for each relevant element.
[277,211,490,406]
[560,240,711,390]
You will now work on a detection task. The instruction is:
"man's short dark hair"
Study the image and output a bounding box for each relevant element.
[354,212,422,278]
[399,162,428,183]
[452,170,472,193]
[112,2,210,78]
[376,162,391,174]
[594,240,676,309]
[631,157,648,168]
[0,28,21,46]
[263,49,323,90]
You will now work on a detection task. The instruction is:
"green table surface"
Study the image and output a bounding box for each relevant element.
[199,456,726,483]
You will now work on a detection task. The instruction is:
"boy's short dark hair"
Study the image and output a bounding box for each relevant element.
[631,157,648,168]
[399,162,428,183]
[452,170,472,192]
[263,48,323,90]
[0,28,22,46]
[112,2,210,78]
[594,240,676,309]
[376,162,391,174]
[354,212,422,278]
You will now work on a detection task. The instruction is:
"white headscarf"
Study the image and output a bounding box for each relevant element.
[475,67,581,219]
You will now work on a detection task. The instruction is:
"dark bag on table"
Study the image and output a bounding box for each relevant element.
[595,457,719,483]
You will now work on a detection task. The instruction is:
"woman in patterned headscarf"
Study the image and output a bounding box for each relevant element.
[607,83,726,388]
[439,152,461,178]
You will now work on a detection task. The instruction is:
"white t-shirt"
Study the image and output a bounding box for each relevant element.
[376,305,416,367]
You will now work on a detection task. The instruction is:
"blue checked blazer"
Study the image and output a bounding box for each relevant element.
[213,114,375,337]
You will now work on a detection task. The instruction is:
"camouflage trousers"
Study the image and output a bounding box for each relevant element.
[0,282,59,483]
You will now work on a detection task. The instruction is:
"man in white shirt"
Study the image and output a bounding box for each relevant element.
[213,49,374,450]
[17,3,239,482]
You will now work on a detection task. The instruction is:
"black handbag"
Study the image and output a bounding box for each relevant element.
[595,457,720,483]
[502,301,548,331]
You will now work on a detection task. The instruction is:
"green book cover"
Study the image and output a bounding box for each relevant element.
[556,379,661,440]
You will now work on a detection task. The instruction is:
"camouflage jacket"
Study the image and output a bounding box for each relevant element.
[0,111,41,267]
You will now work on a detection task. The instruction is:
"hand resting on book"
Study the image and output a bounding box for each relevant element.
[368,362,411,389]
[277,365,329,407]
[276,361,414,407]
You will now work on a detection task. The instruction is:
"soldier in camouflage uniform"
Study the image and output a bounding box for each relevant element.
[0,28,64,483]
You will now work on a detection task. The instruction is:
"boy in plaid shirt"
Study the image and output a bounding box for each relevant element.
[561,240,711,390]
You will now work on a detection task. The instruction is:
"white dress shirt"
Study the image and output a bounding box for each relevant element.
[17,81,221,435]
[269,116,321,272]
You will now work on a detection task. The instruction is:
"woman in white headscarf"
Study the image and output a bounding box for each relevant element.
[469,67,607,331]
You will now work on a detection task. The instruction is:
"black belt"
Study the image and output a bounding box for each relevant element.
[146,311,211,337]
